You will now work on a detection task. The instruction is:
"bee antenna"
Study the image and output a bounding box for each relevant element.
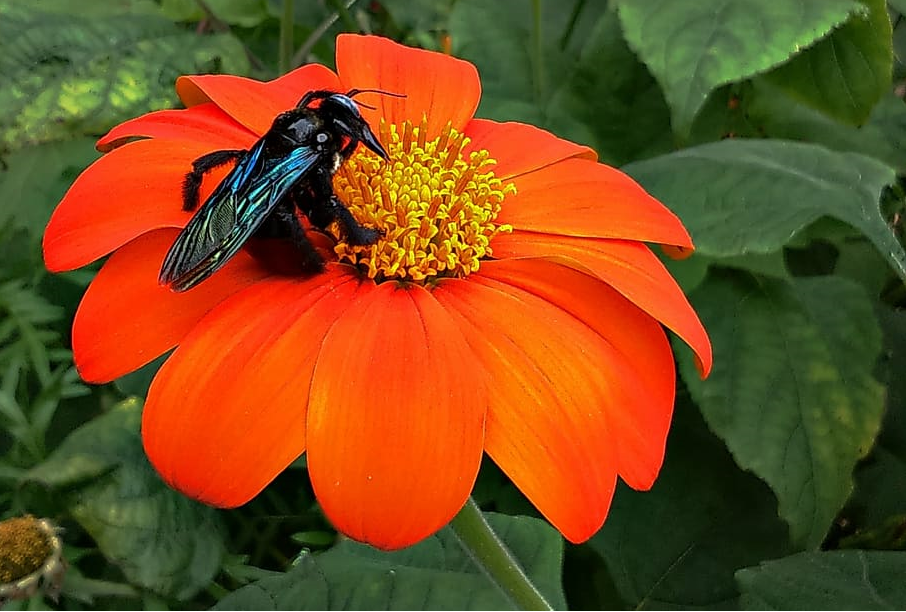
[345,88,407,110]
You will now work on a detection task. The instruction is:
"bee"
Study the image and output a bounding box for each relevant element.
[159,89,397,292]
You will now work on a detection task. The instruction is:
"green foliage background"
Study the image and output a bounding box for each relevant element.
[1,0,906,608]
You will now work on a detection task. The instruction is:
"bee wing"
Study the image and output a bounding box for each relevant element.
[160,144,322,292]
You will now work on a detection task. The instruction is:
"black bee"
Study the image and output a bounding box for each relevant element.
[159,89,395,292]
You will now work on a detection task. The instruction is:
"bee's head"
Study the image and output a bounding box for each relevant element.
[318,93,389,161]
[297,89,405,161]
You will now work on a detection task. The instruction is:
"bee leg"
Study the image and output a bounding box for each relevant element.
[182,149,246,211]
[261,202,325,273]
[300,169,382,246]
[328,195,381,245]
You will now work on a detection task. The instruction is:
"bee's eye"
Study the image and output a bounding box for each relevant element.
[317,132,330,144]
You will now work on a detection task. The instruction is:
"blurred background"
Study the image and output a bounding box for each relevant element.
[2,0,906,609]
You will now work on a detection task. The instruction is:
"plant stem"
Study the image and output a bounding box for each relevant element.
[279,0,295,74]
[531,0,545,103]
[449,498,554,611]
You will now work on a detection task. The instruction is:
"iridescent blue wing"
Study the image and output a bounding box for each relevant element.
[160,143,322,292]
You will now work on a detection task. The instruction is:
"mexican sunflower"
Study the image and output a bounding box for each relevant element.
[43,34,712,551]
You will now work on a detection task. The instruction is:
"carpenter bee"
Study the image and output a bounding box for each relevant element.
[159,89,397,292]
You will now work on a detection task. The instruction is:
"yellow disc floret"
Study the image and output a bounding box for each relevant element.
[332,118,515,283]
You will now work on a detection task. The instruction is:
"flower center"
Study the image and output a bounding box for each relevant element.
[0,516,65,604]
[332,119,515,283]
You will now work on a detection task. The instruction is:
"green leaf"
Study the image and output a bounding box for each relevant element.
[379,0,455,42]
[0,2,251,151]
[24,399,225,600]
[737,550,906,609]
[0,138,99,243]
[448,2,673,165]
[590,405,790,609]
[161,0,270,27]
[215,513,565,610]
[845,307,906,543]
[543,6,674,165]
[9,0,163,15]
[623,139,905,283]
[747,82,906,172]
[616,0,861,136]
[448,0,600,123]
[679,271,885,548]
[764,0,892,126]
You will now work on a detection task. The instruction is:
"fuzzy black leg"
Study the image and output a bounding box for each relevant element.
[182,149,245,211]
[261,202,325,273]
[296,168,382,246]
[328,196,381,245]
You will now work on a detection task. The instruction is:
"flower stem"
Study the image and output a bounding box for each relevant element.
[279,0,295,74]
[450,498,554,611]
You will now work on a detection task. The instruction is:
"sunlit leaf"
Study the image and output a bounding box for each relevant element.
[763,0,892,126]
[617,0,861,136]
[0,2,250,150]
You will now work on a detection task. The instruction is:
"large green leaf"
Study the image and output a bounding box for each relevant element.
[215,513,565,610]
[616,0,861,136]
[448,1,673,165]
[542,6,673,165]
[624,139,904,283]
[678,272,885,548]
[845,307,906,546]
[24,399,224,601]
[448,0,600,125]
[590,405,790,609]
[737,550,906,609]
[0,2,250,151]
[747,81,906,172]
[764,0,892,126]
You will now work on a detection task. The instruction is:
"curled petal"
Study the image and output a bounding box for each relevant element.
[463,118,596,180]
[435,261,673,542]
[176,64,342,135]
[97,103,257,152]
[492,232,713,377]
[476,258,678,490]
[336,34,480,139]
[143,269,359,508]
[43,139,227,271]
[499,158,694,248]
[72,229,272,383]
[307,282,486,550]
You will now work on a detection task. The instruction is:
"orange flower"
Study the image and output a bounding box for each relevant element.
[43,35,712,550]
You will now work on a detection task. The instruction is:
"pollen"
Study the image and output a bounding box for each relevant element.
[332,118,515,282]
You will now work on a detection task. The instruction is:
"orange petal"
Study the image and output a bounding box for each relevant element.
[477,258,677,490]
[43,138,227,271]
[492,232,713,377]
[307,282,485,550]
[96,103,257,152]
[143,269,359,508]
[434,262,672,543]
[463,118,596,180]
[499,158,695,247]
[176,64,342,135]
[335,34,480,139]
[73,229,272,384]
